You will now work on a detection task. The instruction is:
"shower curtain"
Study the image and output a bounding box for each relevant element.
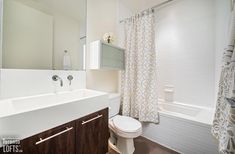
[121,9,159,123]
[212,5,235,154]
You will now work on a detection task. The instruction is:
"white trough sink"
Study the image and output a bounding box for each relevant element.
[10,89,106,114]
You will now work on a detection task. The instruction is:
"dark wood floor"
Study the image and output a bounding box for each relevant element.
[109,136,179,154]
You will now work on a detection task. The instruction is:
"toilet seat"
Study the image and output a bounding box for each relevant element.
[113,115,142,132]
[109,115,142,138]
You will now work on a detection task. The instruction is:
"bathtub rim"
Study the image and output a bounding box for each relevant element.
[157,99,215,127]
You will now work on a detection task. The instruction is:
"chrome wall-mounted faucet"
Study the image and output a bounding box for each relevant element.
[52,75,63,87]
[67,75,73,85]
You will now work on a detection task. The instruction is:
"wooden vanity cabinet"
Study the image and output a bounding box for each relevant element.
[0,108,109,154]
[76,108,109,154]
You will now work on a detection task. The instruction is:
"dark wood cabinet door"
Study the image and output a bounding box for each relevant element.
[76,108,109,154]
[1,108,109,154]
[21,121,75,154]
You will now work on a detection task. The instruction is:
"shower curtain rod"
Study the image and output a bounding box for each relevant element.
[119,0,174,23]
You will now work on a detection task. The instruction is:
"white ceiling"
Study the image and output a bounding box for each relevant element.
[119,0,168,12]
[15,0,86,22]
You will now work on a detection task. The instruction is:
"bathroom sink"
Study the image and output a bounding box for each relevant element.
[11,89,106,113]
[0,89,108,147]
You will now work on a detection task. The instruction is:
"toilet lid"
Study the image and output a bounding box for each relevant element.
[112,115,141,133]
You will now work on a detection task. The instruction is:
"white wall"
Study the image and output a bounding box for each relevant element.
[119,0,217,108]
[0,69,86,99]
[155,0,216,107]
[86,0,119,93]
[215,0,230,100]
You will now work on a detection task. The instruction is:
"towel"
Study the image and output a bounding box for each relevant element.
[63,50,71,70]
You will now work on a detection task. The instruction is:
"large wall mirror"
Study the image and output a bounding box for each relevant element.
[1,0,86,70]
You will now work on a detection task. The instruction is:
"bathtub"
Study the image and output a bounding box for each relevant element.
[142,100,219,154]
[158,101,214,125]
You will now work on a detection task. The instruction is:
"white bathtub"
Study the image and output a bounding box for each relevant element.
[158,101,214,125]
[142,100,219,154]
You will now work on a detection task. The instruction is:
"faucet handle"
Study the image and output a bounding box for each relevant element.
[67,75,73,85]
[52,75,59,81]
[52,75,63,87]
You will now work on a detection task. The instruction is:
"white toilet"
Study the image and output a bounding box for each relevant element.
[108,94,142,154]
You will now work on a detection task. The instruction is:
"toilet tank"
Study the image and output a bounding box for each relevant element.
[109,93,121,118]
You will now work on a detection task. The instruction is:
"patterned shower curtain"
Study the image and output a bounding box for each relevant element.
[121,9,159,123]
[212,5,235,154]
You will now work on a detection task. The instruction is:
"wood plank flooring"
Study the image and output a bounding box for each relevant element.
[109,136,179,154]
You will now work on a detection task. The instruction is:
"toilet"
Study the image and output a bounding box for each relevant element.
[108,94,142,154]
